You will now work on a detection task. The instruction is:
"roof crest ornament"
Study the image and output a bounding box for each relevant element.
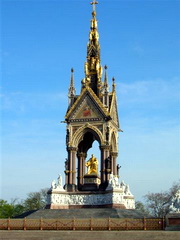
[90,0,98,14]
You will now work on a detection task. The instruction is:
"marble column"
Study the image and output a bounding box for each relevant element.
[71,148,77,185]
[67,147,77,188]
[112,152,118,176]
[100,145,110,184]
[82,153,87,180]
[77,152,86,187]
[69,150,73,184]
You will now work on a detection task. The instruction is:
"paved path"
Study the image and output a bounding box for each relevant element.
[0,231,179,240]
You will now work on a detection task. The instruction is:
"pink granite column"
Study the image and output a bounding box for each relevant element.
[71,148,77,185]
[100,145,110,184]
[112,152,118,176]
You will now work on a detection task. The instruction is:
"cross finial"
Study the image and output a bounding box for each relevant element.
[90,0,98,12]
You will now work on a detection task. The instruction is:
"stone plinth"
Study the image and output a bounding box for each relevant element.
[82,173,101,191]
[165,213,180,231]
[47,174,135,209]
[46,190,134,209]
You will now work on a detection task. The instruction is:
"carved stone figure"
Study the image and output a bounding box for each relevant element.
[105,157,111,170]
[117,164,121,177]
[57,174,63,188]
[86,154,98,175]
[85,62,89,75]
[169,190,180,213]
[106,126,109,143]
[51,180,56,189]
[66,129,70,145]
[124,184,131,195]
[65,158,69,171]
[90,57,96,70]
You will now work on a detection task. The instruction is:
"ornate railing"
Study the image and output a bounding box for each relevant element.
[0,218,165,231]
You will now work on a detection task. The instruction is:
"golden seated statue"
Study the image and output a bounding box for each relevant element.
[86,154,98,175]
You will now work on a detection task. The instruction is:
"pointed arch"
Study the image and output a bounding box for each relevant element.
[72,124,103,148]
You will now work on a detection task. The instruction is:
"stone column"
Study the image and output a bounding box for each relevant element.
[110,153,114,174]
[105,157,111,182]
[100,145,110,184]
[77,152,86,187]
[65,172,68,185]
[65,152,70,186]
[64,158,69,186]
[67,147,77,190]
[71,148,77,185]
[112,152,118,176]
[82,153,87,181]
[69,150,73,184]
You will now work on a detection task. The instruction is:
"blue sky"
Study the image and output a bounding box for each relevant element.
[1,0,180,202]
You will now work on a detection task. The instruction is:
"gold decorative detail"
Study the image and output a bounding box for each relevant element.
[65,87,110,120]
[86,154,98,175]
[82,0,103,91]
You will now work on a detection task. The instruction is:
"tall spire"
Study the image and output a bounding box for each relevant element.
[83,0,103,96]
[102,65,109,108]
[104,65,109,93]
[112,77,116,92]
[68,68,76,107]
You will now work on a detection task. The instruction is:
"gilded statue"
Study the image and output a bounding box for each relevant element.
[86,154,98,175]
[89,28,99,43]
[84,62,89,76]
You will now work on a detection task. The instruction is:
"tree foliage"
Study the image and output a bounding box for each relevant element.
[0,188,48,218]
[135,201,150,215]
[23,189,48,211]
[0,199,25,218]
[144,181,180,217]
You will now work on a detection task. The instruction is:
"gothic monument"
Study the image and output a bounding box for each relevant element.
[46,1,135,209]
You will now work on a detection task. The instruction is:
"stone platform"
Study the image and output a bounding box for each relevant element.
[23,208,151,219]
[47,174,135,209]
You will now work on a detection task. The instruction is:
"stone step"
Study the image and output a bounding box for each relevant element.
[18,208,151,219]
[0,230,180,240]
[165,226,180,231]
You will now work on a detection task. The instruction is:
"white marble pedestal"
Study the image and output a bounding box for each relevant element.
[46,174,135,209]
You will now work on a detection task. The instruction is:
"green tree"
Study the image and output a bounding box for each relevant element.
[0,188,48,218]
[135,201,150,215]
[23,188,48,211]
[0,199,25,218]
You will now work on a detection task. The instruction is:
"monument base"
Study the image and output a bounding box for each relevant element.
[46,190,134,209]
[47,174,135,210]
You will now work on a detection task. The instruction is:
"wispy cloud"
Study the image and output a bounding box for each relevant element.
[116,77,180,135]
[1,91,67,113]
[117,77,180,107]
[133,45,144,56]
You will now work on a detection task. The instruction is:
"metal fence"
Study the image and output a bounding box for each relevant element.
[0,218,165,231]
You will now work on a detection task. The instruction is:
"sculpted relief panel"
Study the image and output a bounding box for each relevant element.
[70,95,104,121]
